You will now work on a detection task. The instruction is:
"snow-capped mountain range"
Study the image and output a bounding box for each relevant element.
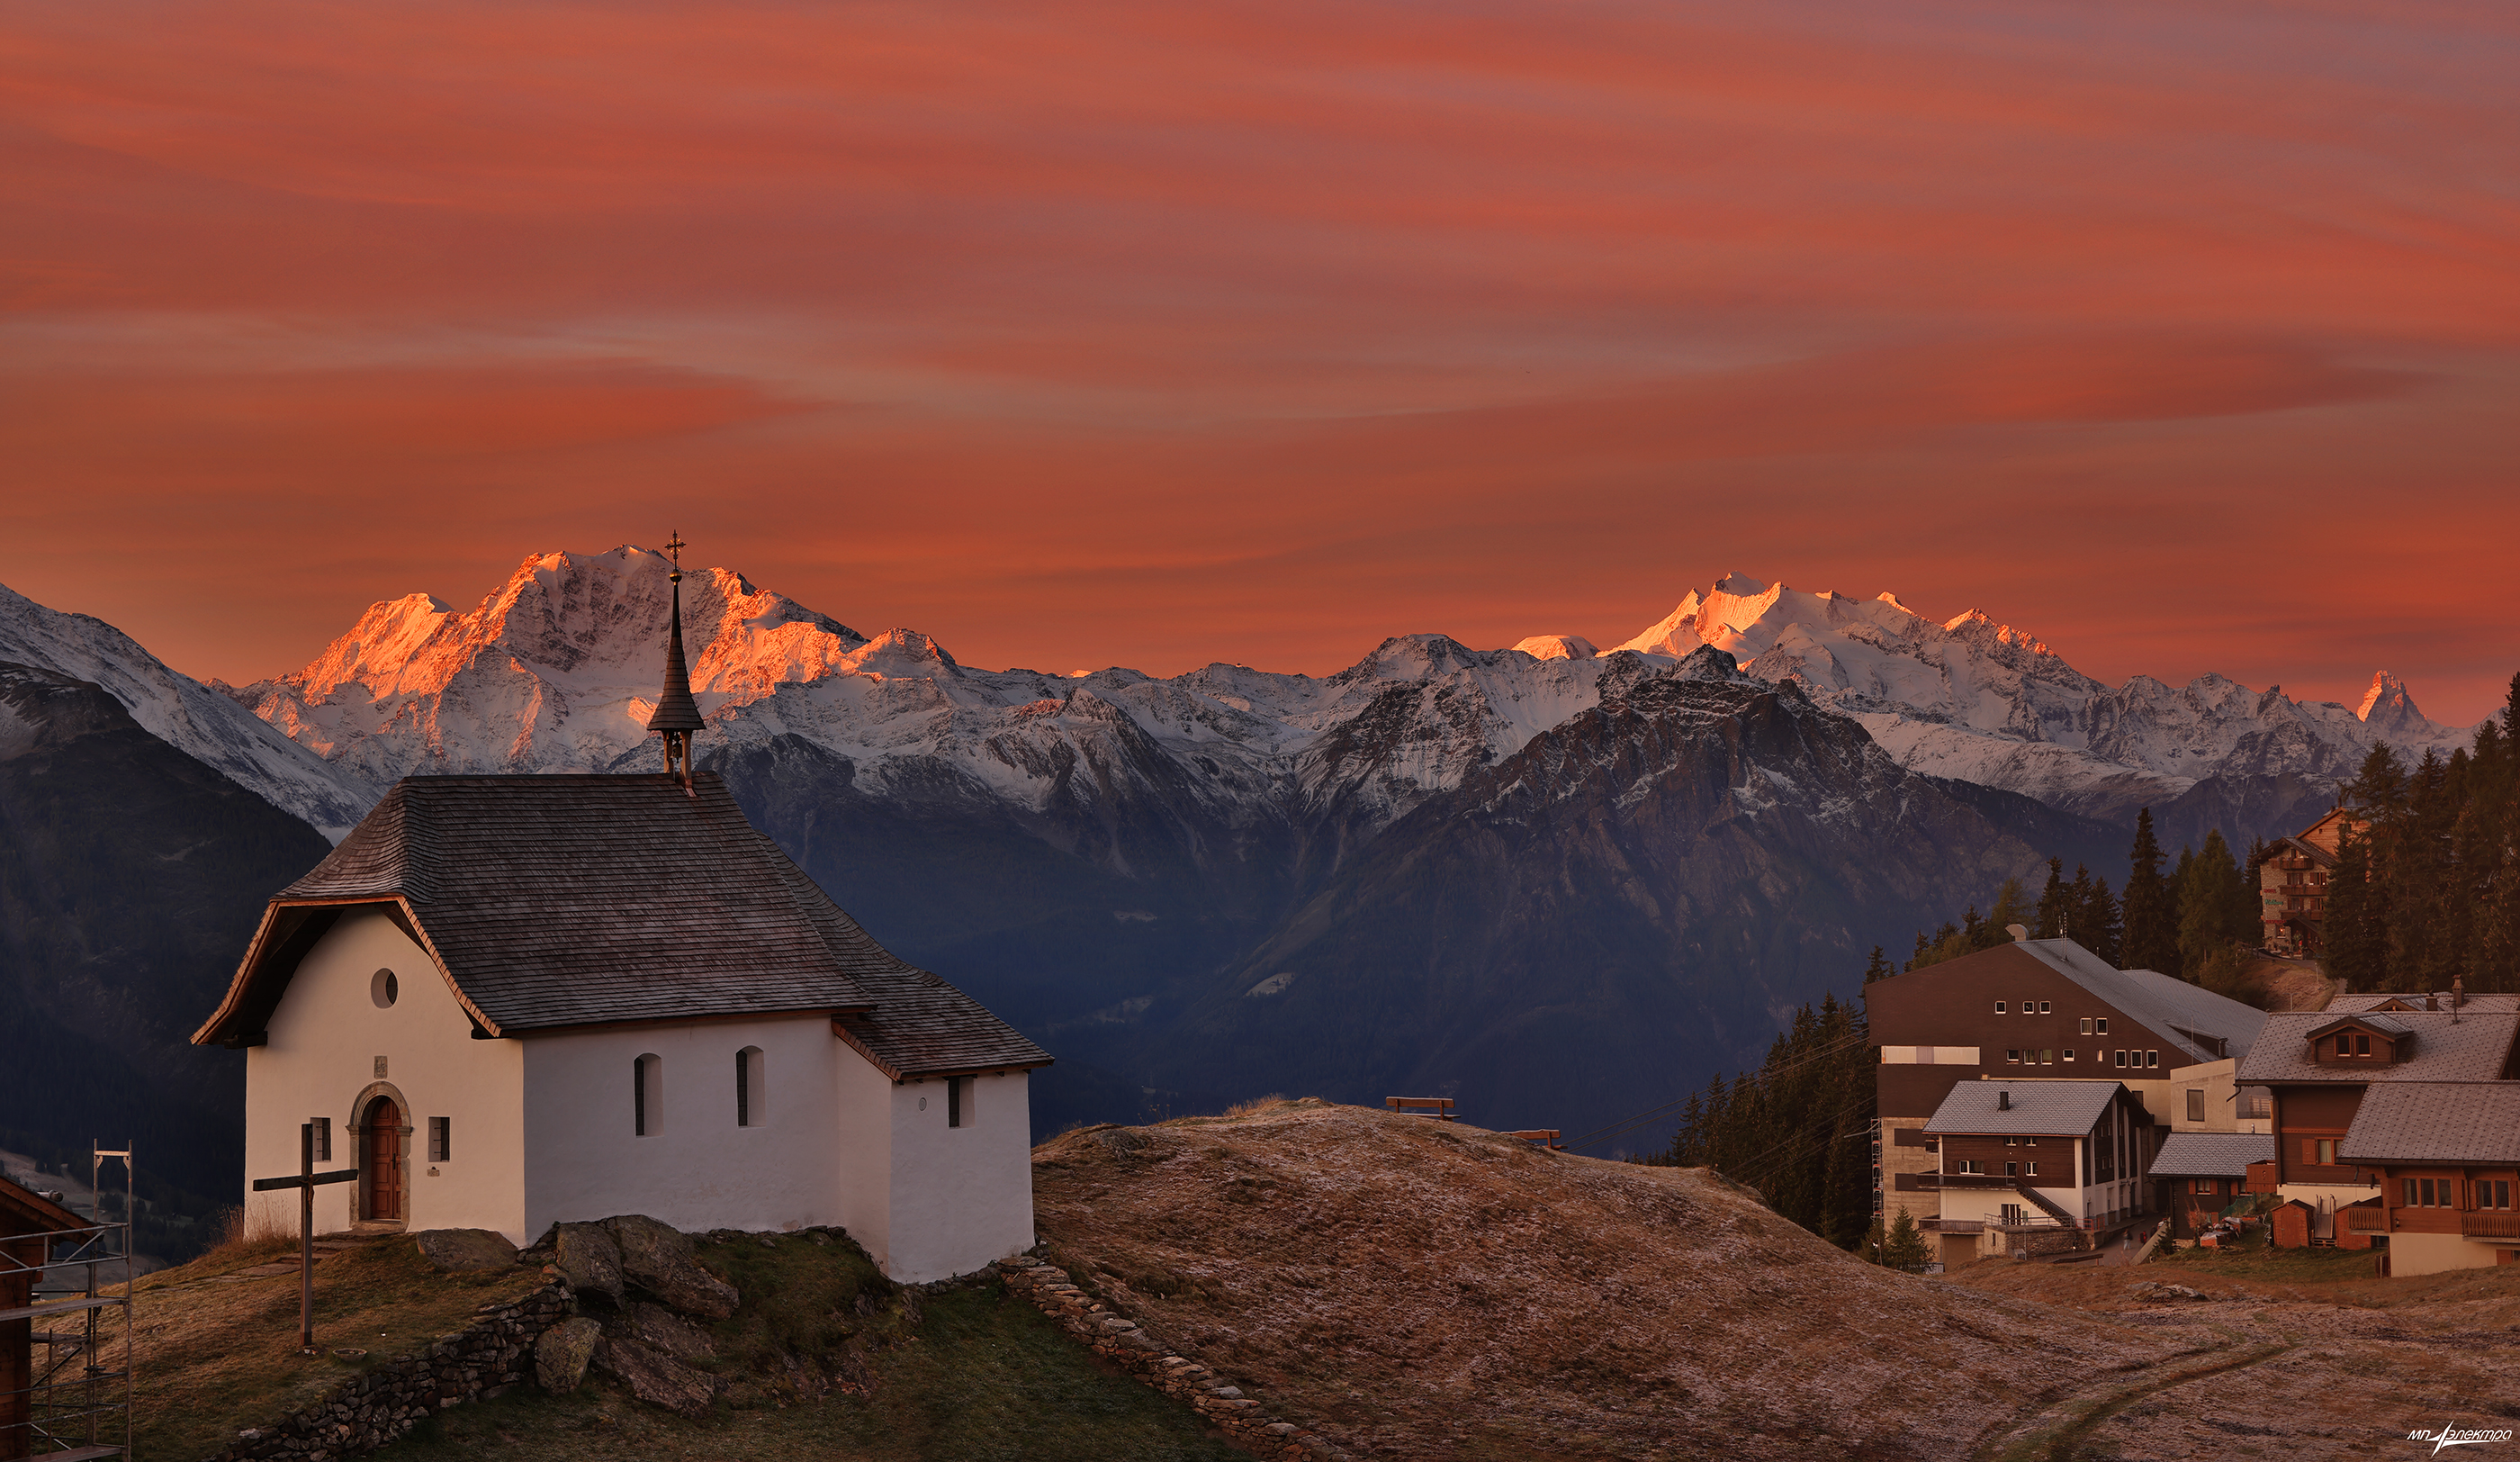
[192,550,2460,845]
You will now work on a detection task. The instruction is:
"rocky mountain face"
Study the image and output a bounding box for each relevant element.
[0,663,334,1232]
[0,552,2472,1144]
[0,582,367,837]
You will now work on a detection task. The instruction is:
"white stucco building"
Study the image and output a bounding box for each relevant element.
[193,558,1050,1281]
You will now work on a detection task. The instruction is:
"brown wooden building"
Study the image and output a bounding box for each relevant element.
[2146,1132,2274,1240]
[2235,1007,2520,1273]
[2258,808,2355,957]
[1,1178,85,1462]
[1868,934,2266,1249]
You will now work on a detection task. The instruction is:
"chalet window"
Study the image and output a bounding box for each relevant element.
[2004,1161,2019,1177]
[428,1116,450,1163]
[2479,1180,2513,1210]
[2335,1033,2351,1056]
[634,1053,662,1137]
[2312,1139,2336,1166]
[313,1117,331,1162]
[2024,1137,2038,1146]
[2062,1049,2076,1062]
[2192,1178,2217,1196]
[1994,1001,2007,1014]
[2041,1049,2055,1064]
[736,1046,765,1127]
[1957,1159,1983,1174]
[2038,1001,2051,1014]
[2146,1051,2159,1068]
[2079,1018,2092,1034]
[2186,1090,2204,1123]
[2026,1162,2038,1177]
[2355,1033,2372,1056]
[2004,1135,2017,1147]
[2006,1049,2020,1063]
[2095,1018,2108,1033]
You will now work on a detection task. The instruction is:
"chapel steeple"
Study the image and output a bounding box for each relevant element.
[646,532,706,790]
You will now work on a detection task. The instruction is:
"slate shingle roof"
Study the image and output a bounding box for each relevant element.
[2339,1082,2520,1165]
[1925,1079,2124,1136]
[2328,992,2520,1015]
[194,773,1049,1078]
[2146,1132,2274,1179]
[2235,1011,2520,1085]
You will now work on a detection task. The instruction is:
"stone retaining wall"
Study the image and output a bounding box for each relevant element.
[997,1255,1350,1462]
[201,1280,572,1462]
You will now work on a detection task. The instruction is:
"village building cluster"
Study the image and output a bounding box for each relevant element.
[1872,851,2520,1276]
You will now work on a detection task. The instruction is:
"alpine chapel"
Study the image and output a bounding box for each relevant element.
[192,546,1050,1281]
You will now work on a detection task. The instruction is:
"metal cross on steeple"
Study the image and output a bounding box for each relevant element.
[663,531,688,578]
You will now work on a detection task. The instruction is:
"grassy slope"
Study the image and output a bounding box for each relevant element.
[128,1237,547,1462]
[127,1227,1246,1462]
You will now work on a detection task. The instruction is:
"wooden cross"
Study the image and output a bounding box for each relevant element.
[250,1123,358,1354]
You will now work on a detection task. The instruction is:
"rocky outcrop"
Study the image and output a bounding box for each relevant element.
[592,1335,718,1417]
[412,1228,518,1274]
[533,1316,602,1393]
[548,1223,621,1302]
[604,1214,740,1321]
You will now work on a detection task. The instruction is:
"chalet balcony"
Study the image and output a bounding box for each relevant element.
[2463,1212,2520,1241]
[2344,1207,2390,1232]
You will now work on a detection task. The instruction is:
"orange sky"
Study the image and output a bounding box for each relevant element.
[5,1,2516,719]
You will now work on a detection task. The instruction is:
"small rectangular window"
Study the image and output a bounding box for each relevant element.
[313,1117,331,1162]
[1994,1001,2007,1014]
[2317,1139,2336,1166]
[2026,1161,2038,1177]
[2113,1050,2126,1068]
[2007,1049,2020,1063]
[2078,1018,2092,1034]
[948,1075,968,1129]
[2336,1033,2353,1056]
[2038,1001,2052,1014]
[2095,1018,2108,1034]
[2041,1049,2055,1064]
[2185,1090,2204,1123]
[2062,1049,2076,1062]
[2146,1051,2159,1069]
[2005,1135,2017,1147]
[428,1116,450,1164]
[2025,1137,2037,1147]
[2403,1178,2417,1205]
[2355,1033,2372,1056]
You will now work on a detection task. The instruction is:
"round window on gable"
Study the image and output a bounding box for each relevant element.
[371,969,399,1008]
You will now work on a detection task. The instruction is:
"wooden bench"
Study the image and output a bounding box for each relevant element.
[1384,1097,1456,1122]
[1505,1130,1562,1151]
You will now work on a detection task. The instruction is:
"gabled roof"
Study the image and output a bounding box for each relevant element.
[2146,1132,2274,1179]
[0,1174,83,1234]
[1925,1079,2124,1136]
[2306,1012,2410,1041]
[2274,835,2338,870]
[2008,939,2267,1064]
[2339,1083,2520,1166]
[2235,1011,2520,1085]
[193,774,1050,1078]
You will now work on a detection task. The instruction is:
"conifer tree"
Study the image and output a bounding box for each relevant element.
[2325,827,2388,992]
[1881,1208,1932,1274]
[2121,808,2177,976]
[2078,872,2124,965]
[2036,858,2069,939]
[1862,946,1892,983]
[2177,830,2248,982]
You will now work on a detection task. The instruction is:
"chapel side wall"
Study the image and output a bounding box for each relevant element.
[520,1017,839,1241]
[830,1048,896,1273]
[247,909,525,1240]
[885,1070,1035,1284]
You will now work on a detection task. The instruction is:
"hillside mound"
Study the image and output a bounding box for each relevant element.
[1031,1100,2180,1461]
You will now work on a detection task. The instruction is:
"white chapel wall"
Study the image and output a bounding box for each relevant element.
[885,1069,1036,1284]
[246,908,525,1240]
[519,1016,845,1241]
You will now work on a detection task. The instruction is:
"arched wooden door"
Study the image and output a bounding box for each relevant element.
[364,1095,404,1222]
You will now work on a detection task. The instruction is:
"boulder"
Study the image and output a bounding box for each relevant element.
[605,1214,739,1321]
[412,1228,518,1274]
[534,1317,603,1393]
[595,1336,718,1417]
[619,1300,716,1364]
[554,1223,624,1304]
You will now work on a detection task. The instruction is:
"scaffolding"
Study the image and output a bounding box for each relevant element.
[3,1142,134,1462]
